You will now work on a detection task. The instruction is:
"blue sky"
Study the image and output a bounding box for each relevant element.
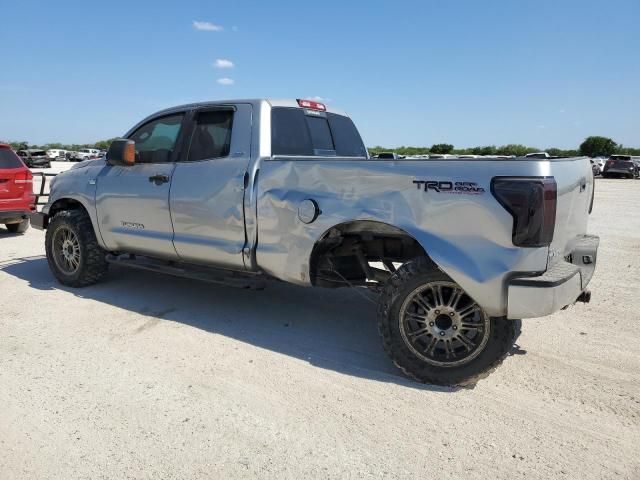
[1,0,638,148]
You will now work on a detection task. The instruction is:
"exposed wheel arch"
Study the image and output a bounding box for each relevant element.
[309,220,433,288]
[48,197,90,218]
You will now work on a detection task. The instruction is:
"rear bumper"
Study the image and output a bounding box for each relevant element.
[0,210,31,223]
[604,168,635,175]
[30,211,48,230]
[507,235,599,319]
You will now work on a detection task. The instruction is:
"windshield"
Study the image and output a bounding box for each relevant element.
[31,150,46,156]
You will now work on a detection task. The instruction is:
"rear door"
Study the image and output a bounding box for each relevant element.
[95,113,186,259]
[169,104,252,269]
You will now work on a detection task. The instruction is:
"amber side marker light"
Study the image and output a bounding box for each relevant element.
[124,142,135,165]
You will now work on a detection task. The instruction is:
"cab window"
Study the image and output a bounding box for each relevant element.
[187,110,234,161]
[128,114,184,163]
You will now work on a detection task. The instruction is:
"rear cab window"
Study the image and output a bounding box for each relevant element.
[271,107,367,157]
[0,149,24,168]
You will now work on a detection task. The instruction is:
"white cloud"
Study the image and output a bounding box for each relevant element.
[193,21,223,31]
[217,78,234,85]
[214,59,235,69]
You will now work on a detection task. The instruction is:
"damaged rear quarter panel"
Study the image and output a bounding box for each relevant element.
[255,158,549,317]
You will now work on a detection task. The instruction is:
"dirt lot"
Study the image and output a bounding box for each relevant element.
[1,178,638,479]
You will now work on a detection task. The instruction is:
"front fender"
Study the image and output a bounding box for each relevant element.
[44,165,105,249]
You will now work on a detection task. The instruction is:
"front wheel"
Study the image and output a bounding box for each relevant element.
[377,258,520,386]
[45,210,109,287]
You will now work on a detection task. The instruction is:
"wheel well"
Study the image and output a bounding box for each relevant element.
[310,220,430,288]
[48,198,89,218]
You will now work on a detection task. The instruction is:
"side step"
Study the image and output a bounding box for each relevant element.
[105,254,266,290]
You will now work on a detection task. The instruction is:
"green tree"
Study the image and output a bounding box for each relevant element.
[579,136,617,157]
[470,145,497,156]
[495,144,537,156]
[430,143,454,154]
[94,137,119,150]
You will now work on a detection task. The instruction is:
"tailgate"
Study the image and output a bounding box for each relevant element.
[548,157,594,261]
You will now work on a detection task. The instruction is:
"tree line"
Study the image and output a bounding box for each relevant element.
[2,138,119,152]
[3,135,638,158]
[369,136,640,158]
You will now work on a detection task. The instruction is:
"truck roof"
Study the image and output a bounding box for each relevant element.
[147,98,349,119]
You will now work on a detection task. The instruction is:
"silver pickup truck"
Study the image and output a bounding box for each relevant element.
[32,98,599,385]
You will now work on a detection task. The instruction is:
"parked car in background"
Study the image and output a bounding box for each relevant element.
[602,155,638,179]
[79,148,101,159]
[525,152,551,159]
[376,152,404,160]
[428,154,455,159]
[32,98,599,386]
[0,144,35,233]
[17,149,51,168]
[46,149,67,160]
[593,157,606,172]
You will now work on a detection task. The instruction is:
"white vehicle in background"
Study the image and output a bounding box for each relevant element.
[525,152,551,159]
[76,148,102,160]
[46,149,67,160]
[593,157,606,173]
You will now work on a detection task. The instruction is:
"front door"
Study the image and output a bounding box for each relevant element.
[170,104,252,269]
[95,113,185,259]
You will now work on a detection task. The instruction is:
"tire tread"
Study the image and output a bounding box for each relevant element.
[377,257,520,386]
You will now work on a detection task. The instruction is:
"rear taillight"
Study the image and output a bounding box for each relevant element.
[14,170,33,184]
[491,177,557,247]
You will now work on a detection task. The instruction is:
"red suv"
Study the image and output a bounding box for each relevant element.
[0,144,35,233]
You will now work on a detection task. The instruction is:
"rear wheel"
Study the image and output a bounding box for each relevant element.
[45,210,109,287]
[5,219,29,234]
[378,257,520,386]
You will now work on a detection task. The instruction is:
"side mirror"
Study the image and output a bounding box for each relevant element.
[106,139,136,166]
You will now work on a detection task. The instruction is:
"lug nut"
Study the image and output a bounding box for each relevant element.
[452,325,458,330]
[449,312,454,317]
[435,310,440,314]
[429,322,434,326]
[439,331,445,336]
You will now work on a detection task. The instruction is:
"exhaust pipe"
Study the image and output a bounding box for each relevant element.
[577,290,591,303]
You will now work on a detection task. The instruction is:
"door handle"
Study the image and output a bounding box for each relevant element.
[149,174,170,185]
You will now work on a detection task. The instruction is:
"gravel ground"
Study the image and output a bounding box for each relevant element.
[1,177,638,479]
